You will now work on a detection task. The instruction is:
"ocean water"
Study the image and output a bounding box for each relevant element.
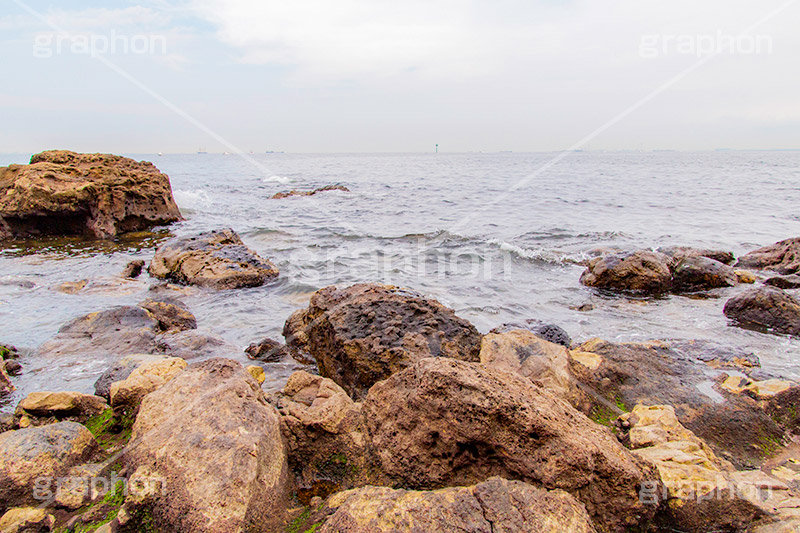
[2,151,800,408]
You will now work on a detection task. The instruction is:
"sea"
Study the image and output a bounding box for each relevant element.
[1,150,799,410]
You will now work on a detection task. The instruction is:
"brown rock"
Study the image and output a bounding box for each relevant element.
[109,357,187,415]
[16,391,108,421]
[0,150,181,239]
[580,250,673,294]
[671,255,738,292]
[658,245,736,265]
[121,259,146,279]
[765,274,800,289]
[0,421,98,512]
[276,371,368,503]
[123,358,290,532]
[0,507,55,533]
[362,358,658,532]
[724,286,800,336]
[318,477,597,533]
[737,238,800,274]
[271,184,350,199]
[766,386,800,434]
[286,283,482,399]
[148,228,279,289]
[138,297,197,332]
[245,337,290,362]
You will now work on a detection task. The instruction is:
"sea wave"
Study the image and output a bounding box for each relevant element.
[487,239,588,265]
[173,189,213,209]
[262,175,291,184]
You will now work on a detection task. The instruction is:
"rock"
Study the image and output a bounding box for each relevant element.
[110,357,187,414]
[671,255,738,292]
[1,365,13,398]
[276,371,367,502]
[245,337,291,362]
[0,422,97,512]
[0,150,182,239]
[362,358,658,532]
[0,507,55,533]
[767,386,800,434]
[580,250,673,294]
[148,228,279,289]
[138,297,197,332]
[246,365,266,384]
[658,245,736,265]
[120,259,145,279]
[570,338,784,468]
[156,330,239,360]
[619,405,766,531]
[489,319,571,347]
[94,354,167,399]
[271,184,350,199]
[53,279,88,294]
[479,329,580,402]
[4,359,22,376]
[667,338,761,369]
[724,286,800,336]
[737,238,800,274]
[318,477,596,533]
[765,275,800,289]
[54,462,109,509]
[736,269,758,283]
[16,391,108,423]
[286,283,482,399]
[123,358,290,532]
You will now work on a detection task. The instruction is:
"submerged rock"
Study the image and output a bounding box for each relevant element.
[0,422,97,512]
[284,283,482,399]
[671,255,738,292]
[737,237,800,275]
[271,184,350,199]
[0,150,181,240]
[724,286,800,336]
[123,358,290,532]
[120,259,146,279]
[362,357,658,532]
[580,250,673,294]
[138,297,197,332]
[245,337,290,362]
[318,477,597,533]
[149,228,279,289]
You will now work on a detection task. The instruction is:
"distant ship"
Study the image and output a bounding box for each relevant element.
[157,152,163,156]
[197,147,208,154]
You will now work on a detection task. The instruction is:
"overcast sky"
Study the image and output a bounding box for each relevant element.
[1,0,798,153]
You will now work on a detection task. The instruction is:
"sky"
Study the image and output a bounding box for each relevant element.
[0,0,798,153]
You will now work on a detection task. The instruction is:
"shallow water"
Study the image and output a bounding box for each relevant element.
[2,151,800,410]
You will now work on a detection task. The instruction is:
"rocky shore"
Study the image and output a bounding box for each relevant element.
[2,152,800,532]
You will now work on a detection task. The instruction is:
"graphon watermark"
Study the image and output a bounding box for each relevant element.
[640,30,773,58]
[33,31,167,58]
[33,474,167,504]
[639,477,774,505]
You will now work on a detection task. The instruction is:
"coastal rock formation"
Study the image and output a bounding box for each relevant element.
[138,297,197,332]
[94,354,169,399]
[123,358,290,532]
[737,237,800,274]
[276,371,368,502]
[569,338,784,468]
[15,391,108,427]
[620,405,766,531]
[284,283,482,399]
[671,255,738,292]
[0,507,55,533]
[245,337,291,362]
[271,184,350,199]
[724,286,800,335]
[580,250,673,294]
[489,319,571,347]
[0,422,97,512]
[0,150,181,240]
[658,245,736,265]
[149,228,279,289]
[765,274,800,289]
[318,477,596,533]
[109,356,187,415]
[362,358,658,532]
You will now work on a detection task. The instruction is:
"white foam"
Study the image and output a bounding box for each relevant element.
[262,175,291,184]
[174,189,212,209]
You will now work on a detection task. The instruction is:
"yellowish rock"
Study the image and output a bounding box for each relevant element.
[0,507,55,533]
[746,379,794,399]
[17,390,108,418]
[721,374,749,394]
[246,365,266,385]
[569,350,602,371]
[110,357,187,411]
[735,270,757,284]
[52,279,88,294]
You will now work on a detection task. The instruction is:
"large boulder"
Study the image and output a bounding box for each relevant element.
[318,477,597,533]
[671,255,738,292]
[580,250,673,294]
[285,284,482,399]
[122,358,290,532]
[0,421,97,512]
[0,150,181,239]
[724,286,800,336]
[737,237,800,274]
[276,371,368,503]
[569,338,784,468]
[15,391,108,427]
[149,228,279,289]
[362,358,658,532]
[109,356,187,415]
[94,354,168,399]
